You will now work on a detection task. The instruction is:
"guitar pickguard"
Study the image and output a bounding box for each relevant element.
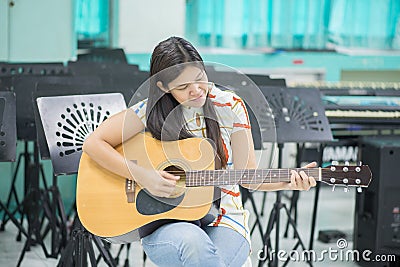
[136,189,185,215]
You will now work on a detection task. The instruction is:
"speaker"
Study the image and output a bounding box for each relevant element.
[354,137,400,267]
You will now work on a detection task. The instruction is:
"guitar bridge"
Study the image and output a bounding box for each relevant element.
[125,179,135,203]
[125,159,137,203]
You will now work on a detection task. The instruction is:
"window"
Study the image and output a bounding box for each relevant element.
[185,0,400,50]
[75,0,111,48]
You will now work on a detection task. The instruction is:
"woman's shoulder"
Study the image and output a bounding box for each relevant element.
[129,98,148,125]
[130,98,148,110]
[209,84,240,97]
[209,85,244,107]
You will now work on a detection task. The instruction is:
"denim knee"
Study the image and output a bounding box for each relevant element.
[179,230,218,263]
[142,223,225,267]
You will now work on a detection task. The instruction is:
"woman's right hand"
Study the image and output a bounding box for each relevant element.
[133,167,180,198]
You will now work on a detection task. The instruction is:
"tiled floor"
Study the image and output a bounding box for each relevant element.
[0,184,362,266]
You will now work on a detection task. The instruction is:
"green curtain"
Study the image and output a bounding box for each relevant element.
[186,0,400,50]
[328,0,400,49]
[75,0,110,47]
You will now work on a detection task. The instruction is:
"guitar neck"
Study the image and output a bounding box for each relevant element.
[185,168,321,187]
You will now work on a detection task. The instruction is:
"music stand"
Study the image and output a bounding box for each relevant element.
[32,82,108,258]
[0,91,16,161]
[32,74,147,266]
[33,79,103,159]
[0,75,13,91]
[68,61,139,76]
[247,74,287,87]
[11,75,102,141]
[33,71,147,159]
[0,91,27,236]
[92,71,149,105]
[77,48,128,64]
[1,75,103,244]
[67,61,148,106]
[257,86,333,267]
[205,69,280,238]
[0,62,69,77]
[0,91,52,267]
[36,93,126,266]
[247,74,286,220]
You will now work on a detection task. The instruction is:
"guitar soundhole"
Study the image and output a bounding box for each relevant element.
[136,165,186,216]
[164,165,186,198]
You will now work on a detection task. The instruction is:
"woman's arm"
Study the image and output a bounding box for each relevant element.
[231,129,316,191]
[82,108,179,197]
[82,108,144,178]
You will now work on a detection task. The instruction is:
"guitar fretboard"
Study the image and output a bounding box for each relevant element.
[185,168,320,187]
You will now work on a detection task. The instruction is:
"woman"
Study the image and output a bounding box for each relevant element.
[82,36,317,267]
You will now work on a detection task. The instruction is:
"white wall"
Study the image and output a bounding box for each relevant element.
[0,0,75,62]
[0,0,9,61]
[118,0,185,53]
[0,0,185,60]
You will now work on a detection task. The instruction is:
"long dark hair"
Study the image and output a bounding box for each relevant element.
[146,36,227,168]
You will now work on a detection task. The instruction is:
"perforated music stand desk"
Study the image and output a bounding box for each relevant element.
[259,86,333,143]
[33,72,147,160]
[37,93,126,175]
[33,81,104,160]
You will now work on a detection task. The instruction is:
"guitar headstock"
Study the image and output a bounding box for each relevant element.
[321,164,372,192]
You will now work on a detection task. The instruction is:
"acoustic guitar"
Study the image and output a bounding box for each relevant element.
[76,133,372,239]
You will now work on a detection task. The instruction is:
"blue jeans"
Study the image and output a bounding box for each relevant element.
[141,222,250,267]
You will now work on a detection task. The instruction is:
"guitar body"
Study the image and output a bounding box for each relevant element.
[77,133,215,238]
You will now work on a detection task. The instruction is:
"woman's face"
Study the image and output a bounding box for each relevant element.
[160,66,211,108]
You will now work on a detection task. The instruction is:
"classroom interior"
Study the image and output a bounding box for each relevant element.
[0,1,399,266]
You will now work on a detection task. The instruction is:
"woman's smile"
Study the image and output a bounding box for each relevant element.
[190,91,205,102]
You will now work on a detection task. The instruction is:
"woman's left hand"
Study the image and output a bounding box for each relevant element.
[286,161,318,191]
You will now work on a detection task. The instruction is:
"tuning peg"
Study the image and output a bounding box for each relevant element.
[357,187,363,193]
[358,161,363,166]
[332,185,336,192]
[344,186,349,193]
[331,161,339,166]
[345,161,350,166]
